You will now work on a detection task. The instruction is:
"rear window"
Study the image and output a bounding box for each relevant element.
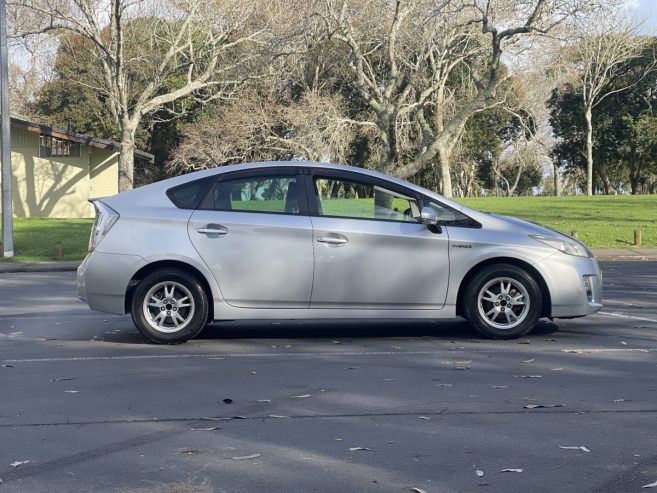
[166,177,214,209]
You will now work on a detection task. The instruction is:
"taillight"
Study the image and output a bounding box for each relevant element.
[88,200,119,252]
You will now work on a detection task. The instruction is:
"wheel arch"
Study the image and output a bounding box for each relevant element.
[456,257,551,318]
[125,260,214,322]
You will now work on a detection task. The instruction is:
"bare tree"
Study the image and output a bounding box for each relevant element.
[169,89,357,172]
[561,12,655,195]
[320,0,599,197]
[9,0,276,191]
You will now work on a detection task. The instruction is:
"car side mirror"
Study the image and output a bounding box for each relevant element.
[420,206,439,225]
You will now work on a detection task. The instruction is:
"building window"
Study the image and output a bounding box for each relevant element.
[39,135,81,158]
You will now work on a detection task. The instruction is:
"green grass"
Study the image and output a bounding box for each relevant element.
[1,218,92,263]
[456,195,657,249]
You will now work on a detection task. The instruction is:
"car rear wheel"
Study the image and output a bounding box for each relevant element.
[463,264,542,339]
[130,269,208,344]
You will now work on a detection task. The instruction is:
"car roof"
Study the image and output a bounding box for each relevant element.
[103,161,467,213]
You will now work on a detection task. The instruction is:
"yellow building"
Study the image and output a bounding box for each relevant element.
[0,117,153,218]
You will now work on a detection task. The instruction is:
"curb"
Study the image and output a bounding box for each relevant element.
[0,261,81,273]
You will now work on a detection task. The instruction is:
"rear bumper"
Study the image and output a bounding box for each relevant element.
[534,252,603,318]
[77,252,146,314]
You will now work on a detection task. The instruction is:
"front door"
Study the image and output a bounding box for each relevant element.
[188,171,314,308]
[309,173,450,309]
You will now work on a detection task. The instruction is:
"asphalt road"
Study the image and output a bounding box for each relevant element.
[1,261,656,493]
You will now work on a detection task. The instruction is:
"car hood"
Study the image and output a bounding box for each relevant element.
[487,213,566,238]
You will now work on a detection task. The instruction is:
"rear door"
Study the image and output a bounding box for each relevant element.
[308,171,450,309]
[188,168,314,308]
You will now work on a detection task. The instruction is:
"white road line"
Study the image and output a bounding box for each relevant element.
[598,311,657,324]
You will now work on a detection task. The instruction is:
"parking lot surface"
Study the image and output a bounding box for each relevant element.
[1,261,657,492]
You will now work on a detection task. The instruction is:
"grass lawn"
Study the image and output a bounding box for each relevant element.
[457,195,657,249]
[1,218,92,263]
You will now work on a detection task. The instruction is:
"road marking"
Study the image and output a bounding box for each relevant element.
[598,311,657,324]
[4,347,656,363]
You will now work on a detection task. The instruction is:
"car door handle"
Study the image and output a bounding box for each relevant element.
[197,225,228,236]
[317,235,348,245]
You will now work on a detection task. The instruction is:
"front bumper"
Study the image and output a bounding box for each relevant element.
[77,251,146,314]
[534,252,603,318]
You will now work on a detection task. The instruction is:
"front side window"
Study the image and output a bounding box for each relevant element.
[201,175,299,214]
[314,177,420,222]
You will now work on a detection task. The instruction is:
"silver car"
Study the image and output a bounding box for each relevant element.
[77,161,602,344]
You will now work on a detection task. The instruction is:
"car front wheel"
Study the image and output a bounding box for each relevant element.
[463,264,542,339]
[130,269,209,344]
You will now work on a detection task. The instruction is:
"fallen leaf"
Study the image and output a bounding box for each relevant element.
[476,469,485,477]
[256,399,271,403]
[190,427,220,431]
[562,349,584,354]
[10,461,30,468]
[64,390,80,393]
[523,359,535,363]
[250,371,256,375]
[50,377,76,382]
[411,488,427,493]
[611,399,627,403]
[232,454,261,460]
[642,480,657,488]
[268,415,288,418]
[500,468,523,473]
[383,379,398,382]
[492,385,509,389]
[331,341,341,344]
[291,394,311,399]
[223,398,233,404]
[2,364,14,368]
[620,341,628,345]
[514,375,543,378]
[551,368,564,371]
[349,447,371,451]
[435,384,453,387]
[176,448,202,455]
[524,404,564,409]
[418,416,431,420]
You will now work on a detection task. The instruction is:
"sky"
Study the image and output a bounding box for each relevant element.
[634,0,657,31]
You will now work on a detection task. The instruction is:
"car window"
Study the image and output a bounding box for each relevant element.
[314,177,420,222]
[427,200,479,227]
[201,175,299,214]
[166,177,214,209]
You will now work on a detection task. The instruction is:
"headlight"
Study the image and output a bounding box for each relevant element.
[530,234,591,257]
[88,200,119,252]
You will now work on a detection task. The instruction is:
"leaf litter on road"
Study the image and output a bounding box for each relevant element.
[10,461,30,468]
[524,404,564,409]
[349,447,371,452]
[290,394,311,399]
[642,480,657,488]
[500,469,523,473]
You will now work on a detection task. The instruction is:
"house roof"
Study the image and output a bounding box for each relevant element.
[11,116,155,163]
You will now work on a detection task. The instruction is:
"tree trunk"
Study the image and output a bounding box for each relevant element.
[597,163,615,195]
[629,147,640,195]
[584,106,594,197]
[553,163,562,197]
[437,145,453,198]
[118,127,136,192]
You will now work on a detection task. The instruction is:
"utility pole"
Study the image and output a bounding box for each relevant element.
[0,0,13,257]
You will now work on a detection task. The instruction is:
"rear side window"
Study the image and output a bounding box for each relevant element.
[166,177,214,209]
[199,175,300,214]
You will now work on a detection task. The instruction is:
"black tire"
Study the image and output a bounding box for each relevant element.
[462,264,542,340]
[130,268,209,344]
